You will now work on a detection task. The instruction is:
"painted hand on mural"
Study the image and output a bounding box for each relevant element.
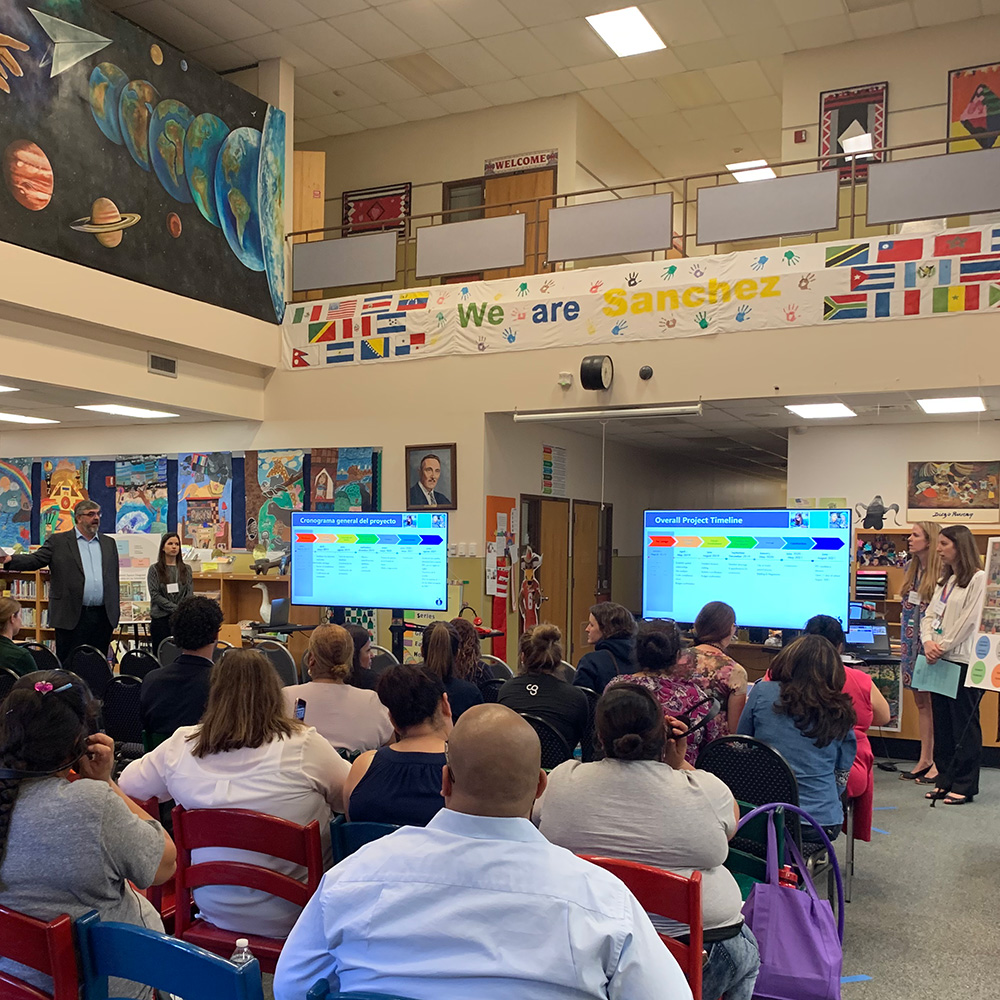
[517,282,529,296]
[662,265,678,280]
[659,316,677,329]
[589,280,603,293]
[435,312,446,329]
[798,272,815,290]
[477,333,487,352]
[690,263,705,278]
[437,291,450,304]
[0,33,29,95]
[626,271,640,286]
[460,286,471,300]
[783,303,799,321]
[751,255,768,271]
[695,311,710,329]
[540,279,554,293]
[735,305,752,322]
[611,319,628,336]
[783,250,800,266]
[502,327,517,343]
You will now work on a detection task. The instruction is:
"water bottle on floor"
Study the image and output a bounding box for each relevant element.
[229,938,254,968]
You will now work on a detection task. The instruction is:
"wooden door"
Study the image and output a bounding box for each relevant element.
[570,501,600,664]
[484,168,555,279]
[519,495,569,642]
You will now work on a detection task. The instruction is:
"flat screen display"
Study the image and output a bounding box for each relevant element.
[291,511,448,611]
[641,509,851,630]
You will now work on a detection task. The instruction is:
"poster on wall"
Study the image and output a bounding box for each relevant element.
[245,449,304,554]
[40,457,88,540]
[115,455,167,533]
[541,444,566,497]
[948,63,1000,152]
[112,532,159,623]
[967,537,1000,693]
[177,452,232,549]
[342,182,411,235]
[819,82,887,182]
[0,458,32,550]
[0,0,285,322]
[906,460,1000,522]
[311,447,376,511]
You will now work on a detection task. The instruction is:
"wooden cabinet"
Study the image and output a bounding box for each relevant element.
[4,571,52,649]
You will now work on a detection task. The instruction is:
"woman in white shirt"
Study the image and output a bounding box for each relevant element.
[282,625,393,753]
[919,524,987,805]
[119,648,349,937]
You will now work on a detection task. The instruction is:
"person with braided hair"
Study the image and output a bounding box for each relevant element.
[0,671,175,998]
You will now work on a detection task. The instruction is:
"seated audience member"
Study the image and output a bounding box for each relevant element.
[420,620,483,721]
[344,624,378,691]
[498,623,589,752]
[140,596,224,737]
[535,684,759,1000]
[574,602,638,692]
[737,635,857,840]
[804,614,891,841]
[450,616,493,687]
[682,601,748,732]
[0,598,36,676]
[342,664,449,826]
[273,704,690,1000]
[119,649,348,938]
[282,625,392,753]
[610,620,726,765]
[0,671,175,1000]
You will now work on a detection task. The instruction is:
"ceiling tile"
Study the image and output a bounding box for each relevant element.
[673,37,740,70]
[604,78,676,118]
[240,32,330,76]
[300,0,368,14]
[227,0,318,29]
[275,21,372,67]
[704,0,783,34]
[119,1,223,51]
[758,55,784,92]
[611,118,654,152]
[380,0,471,48]
[787,14,855,48]
[680,103,744,140]
[434,87,492,113]
[848,2,916,36]
[304,111,367,135]
[773,0,847,24]
[293,119,328,141]
[430,41,514,86]
[444,0,523,36]
[705,61,773,102]
[297,69,381,111]
[621,48,686,79]
[912,0,983,26]
[388,96,449,120]
[728,26,796,61]
[640,0,724,45]
[348,104,408,127]
[522,68,582,97]
[294,85,338,118]
[329,9,423,59]
[189,42,254,72]
[659,70,723,108]
[531,20,613,65]
[497,0,589,27]
[482,30,566,76]
[731,94,782,132]
[340,61,423,102]
[570,59,634,89]
[580,87,630,122]
[167,0,270,41]
[633,109,698,144]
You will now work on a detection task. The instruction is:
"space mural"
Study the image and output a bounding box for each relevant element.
[0,0,285,323]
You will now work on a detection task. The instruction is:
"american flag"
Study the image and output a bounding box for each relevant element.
[326,299,357,320]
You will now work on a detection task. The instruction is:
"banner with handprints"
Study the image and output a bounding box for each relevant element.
[282,224,1000,370]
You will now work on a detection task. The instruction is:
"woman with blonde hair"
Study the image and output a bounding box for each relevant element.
[0,597,35,677]
[282,625,392,753]
[119,648,349,938]
[898,521,942,782]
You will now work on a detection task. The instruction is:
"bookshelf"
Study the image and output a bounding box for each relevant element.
[3,570,53,650]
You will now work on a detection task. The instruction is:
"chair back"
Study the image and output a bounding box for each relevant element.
[76,911,264,1000]
[480,654,512,679]
[251,640,297,687]
[16,643,61,672]
[213,641,233,663]
[63,646,112,699]
[519,713,573,770]
[479,677,505,703]
[118,648,160,681]
[369,645,399,677]
[0,667,19,704]
[0,904,78,1000]
[580,857,702,1000]
[128,797,176,932]
[577,686,602,762]
[102,675,144,745]
[557,660,577,683]
[157,637,180,668]
[172,806,323,972]
[330,814,400,864]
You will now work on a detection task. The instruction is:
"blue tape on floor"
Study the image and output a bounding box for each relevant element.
[842,975,873,983]
[871,826,890,834]
[872,806,897,811]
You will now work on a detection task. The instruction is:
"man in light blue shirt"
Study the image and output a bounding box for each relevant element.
[274,704,691,1000]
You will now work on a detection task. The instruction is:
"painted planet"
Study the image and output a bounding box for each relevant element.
[3,140,53,211]
[167,212,182,238]
[185,112,229,227]
[150,43,163,66]
[70,197,141,248]
[215,126,264,271]
[180,59,188,72]
[89,62,128,145]
[259,105,286,322]
[149,99,194,203]
[119,79,160,171]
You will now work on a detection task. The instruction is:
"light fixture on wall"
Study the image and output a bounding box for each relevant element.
[785,402,857,419]
[916,396,986,414]
[75,404,179,418]
[513,403,702,423]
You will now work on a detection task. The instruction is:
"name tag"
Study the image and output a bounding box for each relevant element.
[908,590,921,606]
[166,583,180,594]
[928,599,944,617]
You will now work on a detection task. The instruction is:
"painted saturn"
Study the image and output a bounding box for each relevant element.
[70,197,141,247]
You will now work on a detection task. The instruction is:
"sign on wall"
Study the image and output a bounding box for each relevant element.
[484,148,557,175]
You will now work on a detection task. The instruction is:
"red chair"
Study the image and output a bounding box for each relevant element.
[172,806,324,973]
[0,904,78,1000]
[129,796,176,932]
[579,856,703,1000]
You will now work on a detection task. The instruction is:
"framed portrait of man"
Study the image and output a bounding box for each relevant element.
[406,444,457,511]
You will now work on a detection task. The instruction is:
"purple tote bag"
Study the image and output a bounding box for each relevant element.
[739,803,844,1000]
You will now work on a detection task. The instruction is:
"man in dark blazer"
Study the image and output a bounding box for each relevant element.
[408,453,451,507]
[1,499,119,661]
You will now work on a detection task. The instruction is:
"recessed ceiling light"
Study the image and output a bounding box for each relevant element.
[586,7,665,58]
[0,385,19,393]
[726,159,776,183]
[0,412,59,424]
[917,396,986,414]
[75,404,179,419]
[785,403,857,419]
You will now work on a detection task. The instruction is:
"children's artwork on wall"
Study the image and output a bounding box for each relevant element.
[0,458,31,550]
[819,82,887,182]
[0,0,285,322]
[311,447,375,511]
[114,455,167,533]
[907,461,1000,522]
[178,452,232,550]
[854,494,901,529]
[245,449,304,554]
[948,63,1000,152]
[40,457,88,539]
[342,182,410,236]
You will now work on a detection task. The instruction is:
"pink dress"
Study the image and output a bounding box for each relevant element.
[842,665,874,841]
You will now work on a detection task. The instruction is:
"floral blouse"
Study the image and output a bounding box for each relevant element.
[899,563,926,688]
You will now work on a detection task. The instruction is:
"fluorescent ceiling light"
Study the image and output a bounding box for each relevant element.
[785,403,857,419]
[76,404,179,419]
[586,7,665,58]
[726,159,776,183]
[0,385,18,393]
[917,396,986,414]
[0,412,59,424]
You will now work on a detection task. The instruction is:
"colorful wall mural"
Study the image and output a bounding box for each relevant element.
[40,455,87,539]
[0,457,31,549]
[115,454,168,533]
[178,452,232,550]
[245,448,304,554]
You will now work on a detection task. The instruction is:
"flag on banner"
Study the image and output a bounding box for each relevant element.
[291,348,312,368]
[395,332,426,356]
[398,291,430,310]
[291,306,307,324]
[874,289,921,317]
[935,232,982,256]
[362,295,393,313]
[326,299,357,320]
[933,285,980,312]
[354,316,376,337]
[903,261,941,287]
[959,254,1000,283]
[850,263,896,291]
[359,337,389,360]
[990,283,1000,308]
[377,311,407,335]
[825,243,869,268]
[823,293,867,320]
[992,228,1000,252]
[877,238,923,262]
[325,342,355,364]
[310,304,324,322]
[308,318,353,343]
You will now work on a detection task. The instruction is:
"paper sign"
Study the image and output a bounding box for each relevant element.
[968,536,1000,691]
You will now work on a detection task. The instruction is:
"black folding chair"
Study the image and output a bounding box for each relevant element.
[119,648,161,681]
[0,667,19,703]
[16,642,61,672]
[479,677,505,703]
[520,713,573,771]
[157,637,180,668]
[577,686,601,762]
[103,674,145,773]
[369,645,399,677]
[480,654,512,680]
[64,645,113,699]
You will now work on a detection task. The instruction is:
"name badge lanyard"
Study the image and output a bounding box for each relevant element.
[933,579,958,635]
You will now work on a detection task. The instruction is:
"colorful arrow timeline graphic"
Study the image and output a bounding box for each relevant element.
[648,535,844,551]
[295,533,443,545]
